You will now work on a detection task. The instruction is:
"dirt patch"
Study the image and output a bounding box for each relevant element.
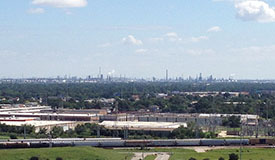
[131,152,170,160]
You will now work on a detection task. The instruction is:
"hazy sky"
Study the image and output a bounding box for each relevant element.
[1,0,275,79]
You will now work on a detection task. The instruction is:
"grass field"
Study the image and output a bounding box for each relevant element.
[144,154,157,160]
[0,134,33,139]
[0,146,274,160]
[120,147,275,160]
[0,147,133,160]
[168,148,275,160]
[0,135,10,139]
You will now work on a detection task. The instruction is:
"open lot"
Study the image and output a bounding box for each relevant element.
[0,146,274,160]
[0,146,132,160]
[121,147,275,160]
[168,148,275,160]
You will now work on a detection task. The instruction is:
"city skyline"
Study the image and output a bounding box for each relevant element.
[1,0,275,79]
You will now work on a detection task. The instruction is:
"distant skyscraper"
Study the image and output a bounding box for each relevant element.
[98,67,104,81]
[166,69,168,81]
[199,73,202,81]
[209,75,213,82]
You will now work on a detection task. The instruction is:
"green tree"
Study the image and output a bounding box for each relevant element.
[222,116,241,128]
[51,126,64,138]
[229,153,239,160]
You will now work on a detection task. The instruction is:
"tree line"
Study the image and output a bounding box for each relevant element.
[0,123,215,139]
[1,83,275,119]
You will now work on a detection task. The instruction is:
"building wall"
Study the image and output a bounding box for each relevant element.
[137,116,223,126]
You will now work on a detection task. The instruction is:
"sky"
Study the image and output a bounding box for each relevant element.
[1,0,275,79]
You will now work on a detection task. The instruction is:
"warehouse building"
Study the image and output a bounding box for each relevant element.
[99,121,187,132]
[137,113,258,126]
[0,117,88,132]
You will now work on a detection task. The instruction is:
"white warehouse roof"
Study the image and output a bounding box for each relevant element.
[100,121,187,131]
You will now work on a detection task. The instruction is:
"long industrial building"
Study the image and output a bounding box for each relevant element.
[99,121,187,131]
[0,104,259,134]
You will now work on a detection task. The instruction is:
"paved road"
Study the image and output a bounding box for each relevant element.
[131,152,170,160]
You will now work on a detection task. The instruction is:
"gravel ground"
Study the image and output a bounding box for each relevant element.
[131,152,170,160]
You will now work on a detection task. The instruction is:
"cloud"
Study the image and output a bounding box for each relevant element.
[235,0,275,22]
[32,0,87,8]
[164,32,182,42]
[165,32,178,37]
[122,35,143,45]
[231,45,275,55]
[135,49,148,53]
[149,32,209,44]
[191,36,208,42]
[212,0,237,2]
[148,32,182,43]
[186,49,215,55]
[149,37,164,43]
[207,26,222,32]
[27,8,45,14]
[98,43,112,48]
[65,10,73,15]
[102,26,172,31]
[0,50,18,57]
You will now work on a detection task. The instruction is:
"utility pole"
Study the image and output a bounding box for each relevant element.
[256,102,260,138]
[113,101,119,138]
[49,132,52,148]
[240,122,243,160]
[123,126,128,139]
[23,126,26,139]
[266,101,269,137]
[256,114,259,138]
[45,93,48,106]
[97,125,100,138]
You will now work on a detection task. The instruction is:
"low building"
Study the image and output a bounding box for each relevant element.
[0,112,100,121]
[99,121,187,132]
[52,109,108,115]
[137,113,258,126]
[0,117,89,132]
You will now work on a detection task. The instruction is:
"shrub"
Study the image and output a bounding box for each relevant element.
[29,157,39,160]
[229,153,239,160]
[9,134,17,139]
